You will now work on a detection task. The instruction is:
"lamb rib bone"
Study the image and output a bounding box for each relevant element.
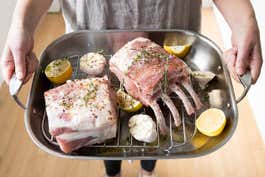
[109,37,202,133]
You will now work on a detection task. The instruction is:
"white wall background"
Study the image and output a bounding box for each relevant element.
[0,0,60,84]
[247,0,265,143]
[49,0,60,12]
[0,0,17,83]
[214,0,265,142]
[202,0,213,7]
[0,0,16,51]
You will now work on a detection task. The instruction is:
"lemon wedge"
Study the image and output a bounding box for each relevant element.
[164,44,191,58]
[116,89,143,112]
[45,58,73,84]
[196,108,226,137]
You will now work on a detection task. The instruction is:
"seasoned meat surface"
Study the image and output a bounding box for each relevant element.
[44,77,117,153]
[110,37,202,133]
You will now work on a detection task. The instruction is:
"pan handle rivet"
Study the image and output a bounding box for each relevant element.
[217,66,222,72]
[227,103,231,108]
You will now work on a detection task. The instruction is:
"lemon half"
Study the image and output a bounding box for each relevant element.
[116,89,143,112]
[45,58,73,84]
[164,44,191,58]
[196,108,226,137]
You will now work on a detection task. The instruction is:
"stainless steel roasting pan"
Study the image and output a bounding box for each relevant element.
[12,30,251,160]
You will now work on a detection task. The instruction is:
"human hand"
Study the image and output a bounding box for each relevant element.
[223,17,263,84]
[1,25,39,84]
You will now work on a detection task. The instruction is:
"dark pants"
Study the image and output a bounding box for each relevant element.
[104,160,156,176]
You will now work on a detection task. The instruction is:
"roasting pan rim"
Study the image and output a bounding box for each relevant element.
[24,29,238,159]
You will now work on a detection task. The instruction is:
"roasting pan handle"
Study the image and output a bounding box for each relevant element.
[236,71,252,103]
[12,95,26,110]
[9,73,27,110]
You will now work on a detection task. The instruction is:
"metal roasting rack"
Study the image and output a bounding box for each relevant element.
[41,54,197,154]
[20,30,252,159]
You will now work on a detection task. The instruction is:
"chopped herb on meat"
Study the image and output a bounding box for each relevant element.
[83,81,98,105]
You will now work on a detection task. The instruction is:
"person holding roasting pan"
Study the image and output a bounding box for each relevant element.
[1,1,262,177]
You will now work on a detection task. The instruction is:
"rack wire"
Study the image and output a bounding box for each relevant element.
[41,54,197,153]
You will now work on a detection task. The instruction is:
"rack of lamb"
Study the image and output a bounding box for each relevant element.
[110,37,202,134]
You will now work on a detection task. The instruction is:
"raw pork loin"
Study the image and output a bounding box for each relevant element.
[44,77,117,153]
[110,37,202,134]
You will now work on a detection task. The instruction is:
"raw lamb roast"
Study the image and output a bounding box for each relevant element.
[44,77,117,153]
[110,37,202,134]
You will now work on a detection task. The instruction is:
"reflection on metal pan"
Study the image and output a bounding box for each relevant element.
[20,30,250,160]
